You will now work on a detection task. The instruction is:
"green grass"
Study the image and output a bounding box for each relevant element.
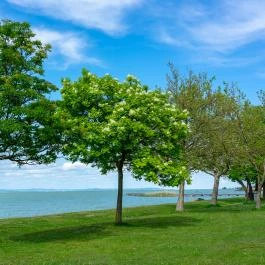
[1,198,265,265]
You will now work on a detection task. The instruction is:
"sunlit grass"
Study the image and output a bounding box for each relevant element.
[0,198,264,265]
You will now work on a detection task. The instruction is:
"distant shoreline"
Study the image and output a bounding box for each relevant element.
[0,187,240,192]
[127,191,244,198]
[0,189,244,219]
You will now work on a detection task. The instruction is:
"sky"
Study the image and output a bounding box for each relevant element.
[1,0,264,190]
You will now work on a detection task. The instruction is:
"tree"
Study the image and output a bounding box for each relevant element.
[167,66,245,206]
[234,102,265,208]
[0,20,60,166]
[167,65,215,209]
[59,70,189,224]
[193,88,240,205]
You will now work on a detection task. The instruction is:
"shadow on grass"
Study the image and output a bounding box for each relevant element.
[184,198,256,213]
[11,215,199,243]
[124,215,199,228]
[10,224,110,243]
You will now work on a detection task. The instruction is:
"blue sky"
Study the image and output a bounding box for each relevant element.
[1,0,264,189]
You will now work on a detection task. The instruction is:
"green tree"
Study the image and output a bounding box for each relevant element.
[59,70,189,224]
[167,65,216,209]
[167,66,242,206]
[234,102,265,208]
[259,90,265,199]
[0,20,60,166]
[193,88,239,205]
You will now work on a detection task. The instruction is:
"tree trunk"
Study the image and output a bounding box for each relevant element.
[211,173,220,205]
[247,179,254,201]
[237,179,247,199]
[263,182,265,199]
[115,164,123,224]
[255,179,258,191]
[176,181,185,212]
[255,179,262,209]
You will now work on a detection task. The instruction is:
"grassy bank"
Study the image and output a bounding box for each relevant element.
[0,198,265,265]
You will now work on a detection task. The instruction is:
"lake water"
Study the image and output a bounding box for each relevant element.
[0,189,243,219]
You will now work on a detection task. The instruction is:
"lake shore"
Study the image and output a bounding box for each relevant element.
[0,189,244,219]
[126,191,244,197]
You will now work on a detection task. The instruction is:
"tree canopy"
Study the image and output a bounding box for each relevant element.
[0,20,60,165]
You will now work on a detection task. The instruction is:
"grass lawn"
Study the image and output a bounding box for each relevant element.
[0,198,265,265]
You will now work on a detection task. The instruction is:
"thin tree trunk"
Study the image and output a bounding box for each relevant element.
[115,164,123,224]
[263,182,265,199]
[211,173,220,205]
[255,179,258,191]
[255,179,262,209]
[237,179,247,199]
[247,179,254,201]
[263,162,265,200]
[176,181,185,212]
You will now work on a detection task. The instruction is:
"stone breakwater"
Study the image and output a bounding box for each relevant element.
[126,191,243,197]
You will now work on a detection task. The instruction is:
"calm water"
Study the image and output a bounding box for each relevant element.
[0,189,243,219]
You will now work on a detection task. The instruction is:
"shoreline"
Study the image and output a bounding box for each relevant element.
[0,195,245,221]
[126,191,244,197]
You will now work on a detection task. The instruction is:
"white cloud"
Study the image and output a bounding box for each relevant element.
[193,54,263,68]
[157,29,193,48]
[0,159,239,190]
[165,0,265,53]
[62,162,88,171]
[33,27,102,69]
[7,0,143,35]
[255,69,265,79]
[151,0,265,66]
[187,2,265,52]
[3,171,22,177]
[0,160,160,189]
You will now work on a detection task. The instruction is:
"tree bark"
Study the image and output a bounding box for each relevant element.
[255,179,258,191]
[255,179,262,209]
[176,181,185,212]
[237,179,247,199]
[115,164,124,224]
[211,173,220,205]
[247,179,254,201]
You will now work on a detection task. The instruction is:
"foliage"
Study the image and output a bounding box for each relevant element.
[167,65,214,172]
[228,164,257,183]
[228,163,256,200]
[167,66,239,176]
[0,20,60,165]
[60,70,189,183]
[195,89,238,173]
